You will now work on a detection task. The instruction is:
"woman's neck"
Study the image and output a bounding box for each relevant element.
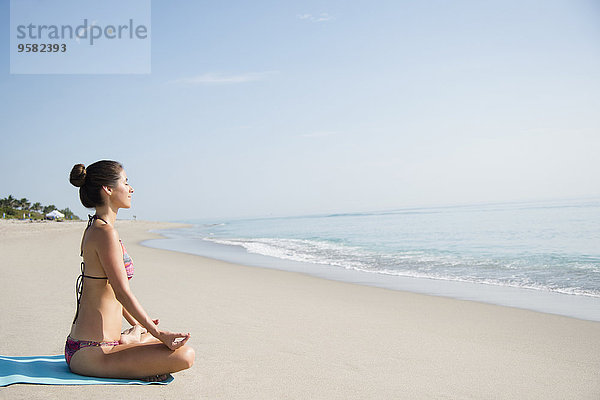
[94,206,118,226]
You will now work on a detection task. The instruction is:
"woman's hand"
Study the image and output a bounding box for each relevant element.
[157,331,191,350]
[120,318,161,344]
[120,324,146,344]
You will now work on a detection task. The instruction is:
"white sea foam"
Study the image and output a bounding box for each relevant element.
[203,236,600,298]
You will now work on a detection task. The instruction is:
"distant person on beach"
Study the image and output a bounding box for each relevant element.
[66,160,194,381]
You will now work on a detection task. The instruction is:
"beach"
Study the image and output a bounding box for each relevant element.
[1,220,599,399]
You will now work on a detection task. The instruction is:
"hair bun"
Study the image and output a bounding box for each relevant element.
[69,164,87,187]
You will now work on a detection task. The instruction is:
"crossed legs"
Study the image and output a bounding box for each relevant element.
[68,340,195,380]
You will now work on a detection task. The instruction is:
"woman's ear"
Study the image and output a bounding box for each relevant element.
[102,186,113,196]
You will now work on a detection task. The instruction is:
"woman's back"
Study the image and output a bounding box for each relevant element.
[69,221,122,342]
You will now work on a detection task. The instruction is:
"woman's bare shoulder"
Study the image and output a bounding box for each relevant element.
[85,223,121,249]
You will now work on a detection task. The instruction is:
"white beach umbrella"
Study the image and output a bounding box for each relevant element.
[45,210,65,219]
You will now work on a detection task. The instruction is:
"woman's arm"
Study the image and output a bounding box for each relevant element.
[123,307,159,328]
[123,306,160,326]
[95,228,190,350]
[123,307,138,326]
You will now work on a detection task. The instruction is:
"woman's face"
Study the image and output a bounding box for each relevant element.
[110,169,134,209]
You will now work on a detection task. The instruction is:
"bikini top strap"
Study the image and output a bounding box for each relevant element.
[87,214,109,227]
[81,215,109,256]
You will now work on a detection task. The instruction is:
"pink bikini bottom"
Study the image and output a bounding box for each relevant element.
[64,335,120,365]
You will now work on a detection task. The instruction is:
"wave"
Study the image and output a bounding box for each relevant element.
[203,236,600,298]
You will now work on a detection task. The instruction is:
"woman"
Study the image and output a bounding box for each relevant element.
[66,160,194,380]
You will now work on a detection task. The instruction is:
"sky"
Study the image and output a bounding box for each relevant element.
[1,0,599,221]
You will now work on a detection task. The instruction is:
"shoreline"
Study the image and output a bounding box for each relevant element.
[143,229,600,322]
[1,219,599,399]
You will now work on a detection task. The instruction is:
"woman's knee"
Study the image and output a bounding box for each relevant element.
[175,345,195,370]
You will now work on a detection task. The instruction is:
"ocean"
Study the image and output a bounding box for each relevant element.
[143,198,600,321]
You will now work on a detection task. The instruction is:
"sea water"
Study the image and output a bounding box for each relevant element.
[144,198,600,321]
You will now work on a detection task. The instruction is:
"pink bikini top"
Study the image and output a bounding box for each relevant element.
[120,240,134,279]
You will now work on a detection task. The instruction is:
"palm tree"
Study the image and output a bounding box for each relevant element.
[31,202,42,212]
[43,204,57,214]
[19,198,30,210]
[59,208,76,219]
[6,195,17,208]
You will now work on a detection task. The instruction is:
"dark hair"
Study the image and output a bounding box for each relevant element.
[69,160,124,208]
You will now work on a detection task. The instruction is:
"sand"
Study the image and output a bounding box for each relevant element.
[0,219,599,399]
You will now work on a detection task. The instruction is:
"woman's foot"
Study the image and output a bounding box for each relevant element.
[143,374,170,382]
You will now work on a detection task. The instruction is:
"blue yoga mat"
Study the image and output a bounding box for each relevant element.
[0,355,173,386]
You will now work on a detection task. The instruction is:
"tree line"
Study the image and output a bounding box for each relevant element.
[0,195,79,220]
